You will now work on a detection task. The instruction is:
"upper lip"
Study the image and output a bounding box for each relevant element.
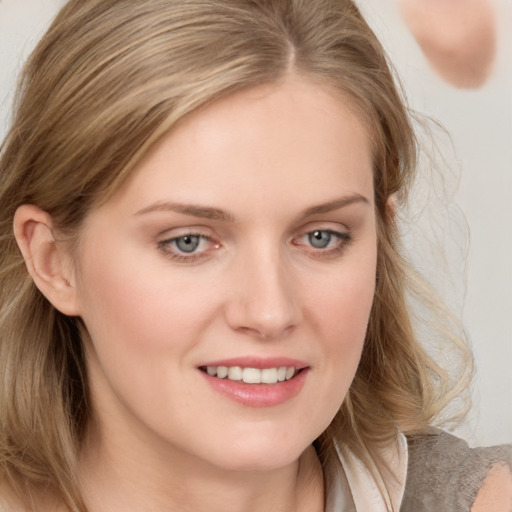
[198,356,309,370]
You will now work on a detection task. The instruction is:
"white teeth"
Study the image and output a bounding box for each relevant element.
[261,368,278,384]
[216,366,228,379]
[227,366,243,381]
[243,367,261,384]
[204,365,298,383]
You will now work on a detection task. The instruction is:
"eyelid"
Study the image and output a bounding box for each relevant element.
[156,224,213,237]
[291,226,353,257]
[155,223,353,264]
[293,228,351,245]
[157,229,221,262]
[293,221,351,239]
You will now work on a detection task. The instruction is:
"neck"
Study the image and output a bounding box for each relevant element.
[78,421,324,512]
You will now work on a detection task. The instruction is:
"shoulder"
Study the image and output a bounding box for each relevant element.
[471,463,512,512]
[400,429,512,512]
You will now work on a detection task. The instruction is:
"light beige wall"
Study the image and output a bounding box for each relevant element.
[359,0,512,446]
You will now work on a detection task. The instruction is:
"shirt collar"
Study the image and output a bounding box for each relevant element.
[324,433,408,512]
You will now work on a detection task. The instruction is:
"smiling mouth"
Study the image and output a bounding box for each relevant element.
[199,366,300,384]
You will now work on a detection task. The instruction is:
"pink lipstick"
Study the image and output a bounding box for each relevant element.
[197,357,309,407]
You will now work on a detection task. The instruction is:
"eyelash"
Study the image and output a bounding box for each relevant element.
[157,233,216,263]
[157,228,353,263]
[294,229,353,259]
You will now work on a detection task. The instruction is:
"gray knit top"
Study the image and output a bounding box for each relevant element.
[401,429,512,511]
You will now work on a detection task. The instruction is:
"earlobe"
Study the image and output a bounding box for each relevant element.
[13,205,80,316]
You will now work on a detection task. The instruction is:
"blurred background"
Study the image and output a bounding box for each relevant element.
[1,0,510,446]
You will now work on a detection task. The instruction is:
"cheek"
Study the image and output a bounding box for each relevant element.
[311,254,376,344]
[77,248,212,353]
[304,248,377,397]
[75,248,222,424]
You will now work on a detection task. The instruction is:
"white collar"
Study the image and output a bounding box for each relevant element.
[325,433,408,512]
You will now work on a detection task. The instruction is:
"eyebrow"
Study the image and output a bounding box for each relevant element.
[298,193,370,218]
[135,193,369,222]
[135,201,235,221]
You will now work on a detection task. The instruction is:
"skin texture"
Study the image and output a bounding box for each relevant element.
[400,0,496,88]
[14,75,377,512]
[471,464,512,512]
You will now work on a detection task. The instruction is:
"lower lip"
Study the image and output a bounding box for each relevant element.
[199,368,309,407]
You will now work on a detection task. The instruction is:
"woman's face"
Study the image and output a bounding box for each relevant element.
[73,75,377,472]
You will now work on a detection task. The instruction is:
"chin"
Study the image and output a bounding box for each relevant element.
[199,431,315,473]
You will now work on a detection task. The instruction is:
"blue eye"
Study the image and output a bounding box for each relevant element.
[308,230,333,249]
[174,235,201,253]
[158,233,216,261]
[294,228,352,257]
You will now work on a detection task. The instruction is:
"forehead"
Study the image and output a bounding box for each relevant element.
[99,74,374,218]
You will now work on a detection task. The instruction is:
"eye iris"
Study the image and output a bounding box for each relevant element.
[309,230,331,249]
[175,235,201,253]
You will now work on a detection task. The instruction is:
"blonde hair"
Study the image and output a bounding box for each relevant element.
[0,0,472,510]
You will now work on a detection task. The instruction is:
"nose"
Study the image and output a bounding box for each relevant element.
[224,248,303,340]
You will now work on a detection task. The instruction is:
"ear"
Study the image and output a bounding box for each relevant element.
[385,193,398,224]
[13,205,80,316]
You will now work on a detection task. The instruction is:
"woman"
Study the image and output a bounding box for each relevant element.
[0,1,510,511]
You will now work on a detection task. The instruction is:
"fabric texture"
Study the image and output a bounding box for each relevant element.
[337,433,408,511]
[326,432,408,511]
[400,429,512,512]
